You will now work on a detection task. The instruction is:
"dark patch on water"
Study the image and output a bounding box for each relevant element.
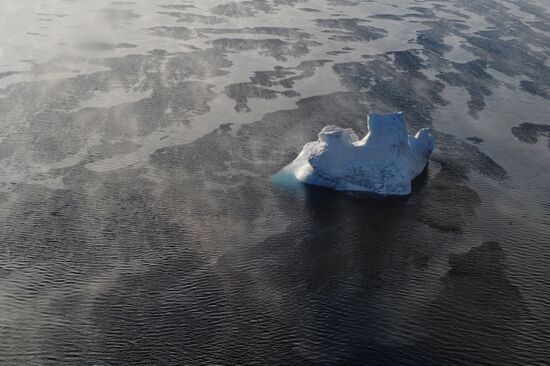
[409,6,437,17]
[418,241,534,365]
[0,71,21,79]
[159,4,196,11]
[432,132,506,180]
[111,1,136,5]
[370,14,403,21]
[279,60,332,88]
[299,7,321,13]
[433,4,470,19]
[225,83,300,112]
[250,66,295,87]
[315,18,387,42]
[98,8,141,22]
[412,165,481,233]
[160,12,225,25]
[519,80,549,99]
[37,13,67,18]
[197,26,313,40]
[238,59,333,93]
[334,56,447,129]
[416,19,469,57]
[452,1,550,102]
[148,26,194,40]
[211,0,274,18]
[392,50,425,72]
[466,136,484,144]
[76,42,137,51]
[326,50,349,55]
[0,49,231,163]
[511,123,550,147]
[211,38,320,61]
[327,0,359,6]
[437,60,499,117]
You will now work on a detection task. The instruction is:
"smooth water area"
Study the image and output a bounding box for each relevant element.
[1,0,549,365]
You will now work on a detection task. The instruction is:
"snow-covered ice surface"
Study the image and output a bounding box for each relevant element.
[283,112,434,195]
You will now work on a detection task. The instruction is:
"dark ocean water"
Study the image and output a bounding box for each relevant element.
[1,0,550,365]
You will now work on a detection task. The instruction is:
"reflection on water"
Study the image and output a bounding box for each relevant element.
[1,0,550,365]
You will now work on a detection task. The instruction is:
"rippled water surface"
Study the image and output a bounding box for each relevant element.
[1,0,550,365]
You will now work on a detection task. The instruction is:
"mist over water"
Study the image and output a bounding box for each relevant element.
[1,0,550,365]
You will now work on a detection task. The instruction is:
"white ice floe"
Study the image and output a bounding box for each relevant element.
[282,112,435,196]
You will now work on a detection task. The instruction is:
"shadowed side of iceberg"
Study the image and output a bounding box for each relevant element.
[278,112,435,196]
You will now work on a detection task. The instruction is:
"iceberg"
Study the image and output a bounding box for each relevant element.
[281,112,435,196]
